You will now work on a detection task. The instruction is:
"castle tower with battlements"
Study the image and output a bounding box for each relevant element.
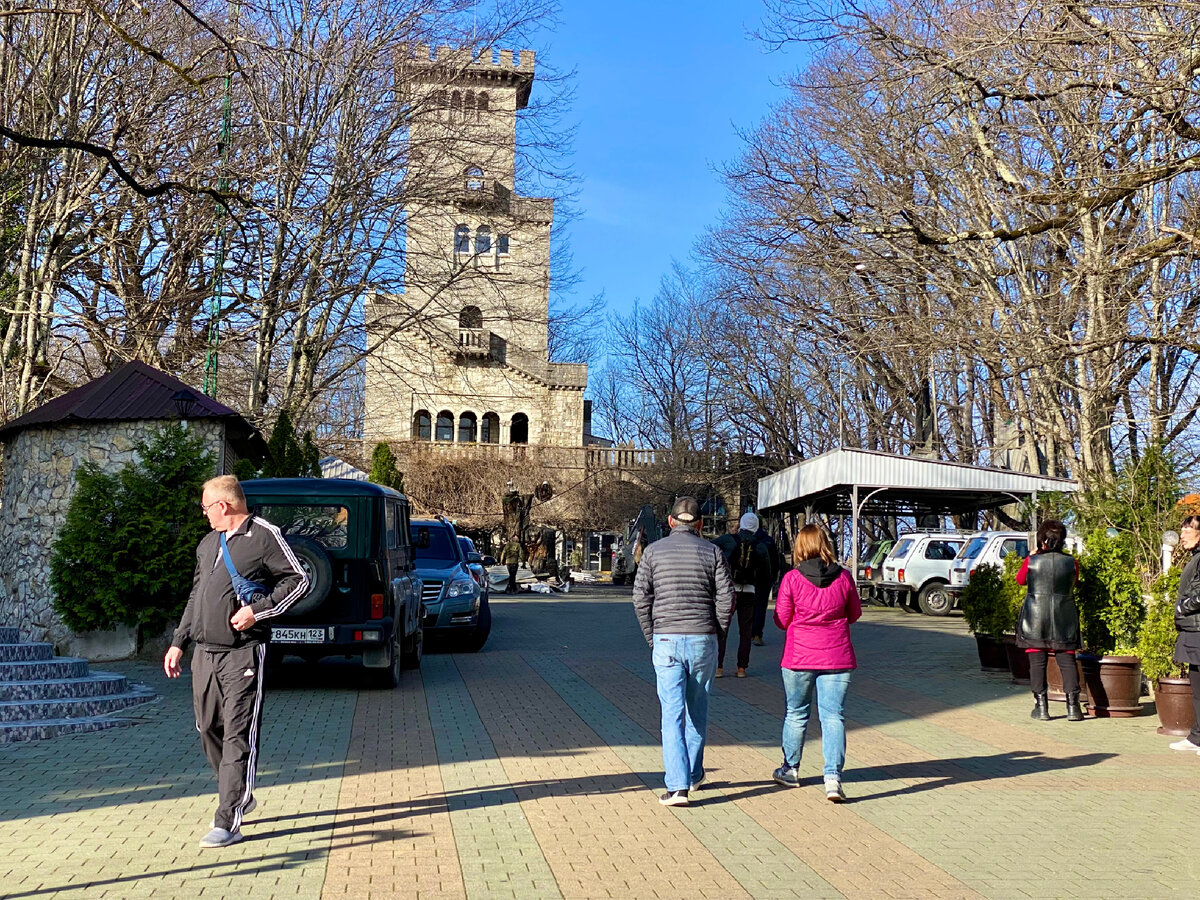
[364,45,588,463]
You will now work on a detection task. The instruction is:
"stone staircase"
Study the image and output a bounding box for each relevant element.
[0,626,156,743]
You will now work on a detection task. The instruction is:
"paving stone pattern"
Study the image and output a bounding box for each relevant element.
[1,586,1197,899]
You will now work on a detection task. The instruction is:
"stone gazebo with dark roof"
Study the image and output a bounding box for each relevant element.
[0,362,264,649]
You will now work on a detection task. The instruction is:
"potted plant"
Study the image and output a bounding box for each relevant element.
[960,564,1009,671]
[1137,570,1193,736]
[1076,529,1147,717]
[997,552,1030,684]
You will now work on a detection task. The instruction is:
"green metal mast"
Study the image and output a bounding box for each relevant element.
[205,1,241,398]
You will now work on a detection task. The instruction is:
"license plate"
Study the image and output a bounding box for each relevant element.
[272,627,326,644]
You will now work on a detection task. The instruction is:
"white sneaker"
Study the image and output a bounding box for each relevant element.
[1169,738,1200,751]
[824,778,846,802]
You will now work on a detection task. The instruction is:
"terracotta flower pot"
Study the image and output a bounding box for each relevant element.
[974,634,1009,672]
[1046,654,1085,703]
[1154,677,1195,736]
[1079,654,1143,718]
[1002,636,1031,684]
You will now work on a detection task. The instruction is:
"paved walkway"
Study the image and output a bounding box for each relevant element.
[1,584,1197,899]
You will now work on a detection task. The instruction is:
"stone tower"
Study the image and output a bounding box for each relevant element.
[365,45,586,452]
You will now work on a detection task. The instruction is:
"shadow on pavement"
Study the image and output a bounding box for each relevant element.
[1,839,387,899]
[689,749,1116,806]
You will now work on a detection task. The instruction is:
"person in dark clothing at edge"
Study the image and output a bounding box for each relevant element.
[163,475,308,849]
[718,512,773,678]
[1169,515,1200,752]
[1015,519,1084,722]
[751,522,782,647]
[633,496,735,808]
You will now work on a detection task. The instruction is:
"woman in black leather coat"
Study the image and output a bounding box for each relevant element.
[1016,520,1083,722]
[1170,516,1200,752]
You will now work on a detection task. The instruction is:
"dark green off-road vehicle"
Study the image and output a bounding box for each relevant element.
[241,478,423,686]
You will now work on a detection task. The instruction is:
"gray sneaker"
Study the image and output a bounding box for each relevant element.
[198,827,243,849]
[210,795,256,829]
[690,774,707,791]
[825,778,846,803]
[773,764,800,787]
[658,790,689,807]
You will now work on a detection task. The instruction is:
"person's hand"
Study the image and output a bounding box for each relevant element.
[163,646,183,678]
[231,606,258,632]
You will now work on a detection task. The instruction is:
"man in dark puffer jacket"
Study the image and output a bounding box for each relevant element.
[633,496,735,808]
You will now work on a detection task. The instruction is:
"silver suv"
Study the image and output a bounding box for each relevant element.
[947,531,1030,601]
[879,532,966,616]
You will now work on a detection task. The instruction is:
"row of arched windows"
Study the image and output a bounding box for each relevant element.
[454,224,510,255]
[414,410,529,444]
[433,90,490,120]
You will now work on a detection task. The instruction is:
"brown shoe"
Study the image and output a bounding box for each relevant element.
[736,668,747,678]
[714,668,723,678]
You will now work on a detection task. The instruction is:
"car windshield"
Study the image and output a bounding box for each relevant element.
[889,539,914,559]
[411,524,458,561]
[254,504,348,549]
[960,537,988,560]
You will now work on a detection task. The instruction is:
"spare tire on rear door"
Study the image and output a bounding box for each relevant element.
[282,536,334,616]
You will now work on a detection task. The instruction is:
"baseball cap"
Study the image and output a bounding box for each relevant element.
[670,496,701,523]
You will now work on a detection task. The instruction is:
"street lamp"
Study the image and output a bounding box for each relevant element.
[172,390,198,426]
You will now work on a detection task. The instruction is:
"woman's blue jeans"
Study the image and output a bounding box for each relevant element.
[780,668,852,778]
[652,634,718,791]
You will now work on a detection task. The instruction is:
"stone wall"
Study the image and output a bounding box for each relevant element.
[0,419,225,650]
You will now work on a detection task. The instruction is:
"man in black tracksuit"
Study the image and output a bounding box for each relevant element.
[163,475,307,849]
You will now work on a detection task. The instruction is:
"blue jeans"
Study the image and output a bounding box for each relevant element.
[780,668,852,779]
[652,634,718,791]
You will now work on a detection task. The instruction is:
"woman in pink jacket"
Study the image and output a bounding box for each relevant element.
[772,523,861,802]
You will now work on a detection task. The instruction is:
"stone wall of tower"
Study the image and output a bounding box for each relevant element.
[364,344,585,447]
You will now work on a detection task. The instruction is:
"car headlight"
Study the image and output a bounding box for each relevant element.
[446,576,476,598]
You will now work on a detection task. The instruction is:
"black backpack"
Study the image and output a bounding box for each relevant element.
[730,535,763,584]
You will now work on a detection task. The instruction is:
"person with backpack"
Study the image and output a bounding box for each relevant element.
[718,512,770,677]
[751,522,782,647]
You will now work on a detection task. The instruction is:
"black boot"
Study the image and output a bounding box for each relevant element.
[1030,692,1050,720]
[1066,690,1085,721]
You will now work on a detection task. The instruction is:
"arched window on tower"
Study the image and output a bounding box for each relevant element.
[464,166,484,192]
[510,412,529,444]
[450,91,462,115]
[435,410,454,442]
[459,305,483,329]
[435,90,448,110]
[464,91,475,115]
[481,412,500,444]
[458,412,478,443]
[454,224,470,254]
[413,410,431,441]
[477,92,489,114]
[475,226,492,254]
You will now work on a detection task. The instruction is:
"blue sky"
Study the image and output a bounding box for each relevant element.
[541,2,803,319]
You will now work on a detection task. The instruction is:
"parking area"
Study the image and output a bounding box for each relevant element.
[1,582,1197,899]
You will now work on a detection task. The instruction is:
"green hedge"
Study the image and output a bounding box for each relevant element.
[50,424,214,633]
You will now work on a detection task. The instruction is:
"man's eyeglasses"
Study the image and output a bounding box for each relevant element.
[199,499,225,513]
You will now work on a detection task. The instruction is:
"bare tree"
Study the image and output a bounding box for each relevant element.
[694,0,1200,481]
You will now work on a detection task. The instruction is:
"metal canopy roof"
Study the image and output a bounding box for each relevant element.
[757,448,1078,516]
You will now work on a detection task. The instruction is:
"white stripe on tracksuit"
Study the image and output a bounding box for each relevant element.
[231,642,266,832]
[247,519,308,621]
